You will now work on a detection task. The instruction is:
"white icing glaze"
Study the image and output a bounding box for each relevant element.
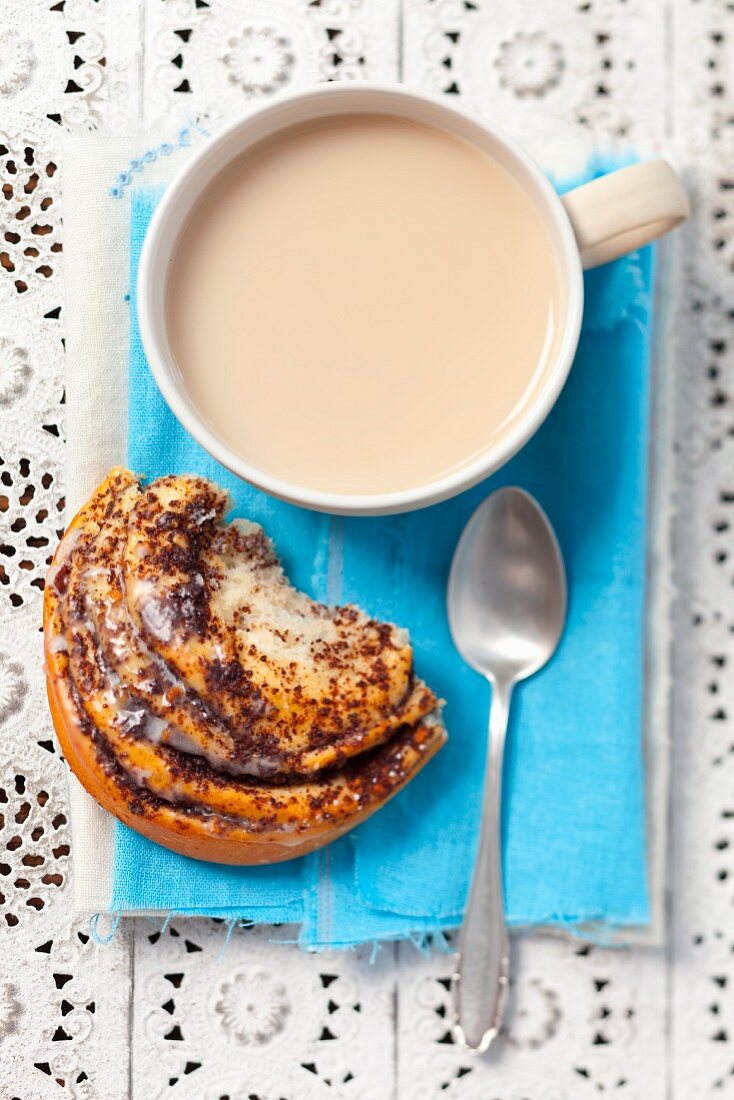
[138,582,176,642]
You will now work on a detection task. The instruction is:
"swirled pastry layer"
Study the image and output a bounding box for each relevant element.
[44,469,446,864]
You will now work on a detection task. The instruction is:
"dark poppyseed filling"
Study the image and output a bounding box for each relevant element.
[49,470,443,837]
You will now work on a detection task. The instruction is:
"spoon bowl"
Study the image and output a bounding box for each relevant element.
[449,487,567,681]
[447,487,567,1053]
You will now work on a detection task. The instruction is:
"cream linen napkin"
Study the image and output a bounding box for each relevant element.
[62,131,201,912]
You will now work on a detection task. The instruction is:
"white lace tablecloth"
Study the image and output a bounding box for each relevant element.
[0,2,731,1097]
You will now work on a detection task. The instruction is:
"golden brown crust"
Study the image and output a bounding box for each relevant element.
[43,469,446,864]
[45,656,444,864]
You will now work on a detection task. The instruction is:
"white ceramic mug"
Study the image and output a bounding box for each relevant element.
[138,82,688,516]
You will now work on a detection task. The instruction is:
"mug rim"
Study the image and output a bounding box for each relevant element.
[137,81,584,516]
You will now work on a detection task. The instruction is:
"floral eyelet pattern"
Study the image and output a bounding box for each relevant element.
[495,31,564,97]
[221,27,295,95]
[214,970,290,1044]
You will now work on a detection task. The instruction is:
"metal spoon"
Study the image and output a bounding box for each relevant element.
[447,486,567,1054]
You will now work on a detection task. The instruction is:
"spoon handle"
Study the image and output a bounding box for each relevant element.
[451,676,512,1053]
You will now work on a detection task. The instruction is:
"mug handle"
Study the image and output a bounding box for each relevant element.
[561,159,689,270]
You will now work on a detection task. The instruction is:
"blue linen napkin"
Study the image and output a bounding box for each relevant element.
[114,167,652,948]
